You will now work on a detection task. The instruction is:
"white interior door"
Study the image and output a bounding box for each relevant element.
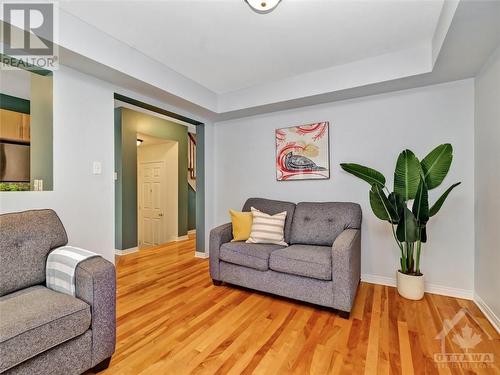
[138,161,166,247]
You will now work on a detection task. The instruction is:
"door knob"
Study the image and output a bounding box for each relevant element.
[159,213,163,217]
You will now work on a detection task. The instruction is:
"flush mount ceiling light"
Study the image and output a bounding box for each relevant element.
[137,139,143,146]
[245,0,281,14]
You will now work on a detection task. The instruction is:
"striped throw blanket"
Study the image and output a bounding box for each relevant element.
[46,246,99,296]
[246,207,288,246]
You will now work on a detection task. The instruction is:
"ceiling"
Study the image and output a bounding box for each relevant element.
[137,133,177,147]
[59,0,444,94]
[3,1,497,120]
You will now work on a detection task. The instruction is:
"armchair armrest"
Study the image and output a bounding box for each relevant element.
[209,223,232,281]
[75,257,116,367]
[331,229,361,313]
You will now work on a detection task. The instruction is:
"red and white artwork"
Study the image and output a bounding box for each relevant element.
[275,122,330,181]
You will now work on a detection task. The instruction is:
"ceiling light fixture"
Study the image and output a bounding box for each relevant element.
[137,139,143,146]
[245,0,281,14]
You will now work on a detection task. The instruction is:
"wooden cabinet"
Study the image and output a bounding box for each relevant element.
[0,109,30,142]
[21,113,30,141]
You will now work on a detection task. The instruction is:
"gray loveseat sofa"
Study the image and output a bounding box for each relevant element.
[0,210,116,375]
[210,198,362,318]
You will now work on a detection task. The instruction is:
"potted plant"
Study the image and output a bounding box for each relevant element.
[340,144,461,300]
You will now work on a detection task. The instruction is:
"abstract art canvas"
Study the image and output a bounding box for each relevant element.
[275,122,330,181]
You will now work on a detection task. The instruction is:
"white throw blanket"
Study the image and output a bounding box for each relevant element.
[46,246,99,296]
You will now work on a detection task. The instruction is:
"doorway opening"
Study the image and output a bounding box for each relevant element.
[114,94,205,255]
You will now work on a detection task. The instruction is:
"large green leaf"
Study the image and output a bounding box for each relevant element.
[369,184,399,223]
[429,182,461,217]
[412,178,429,224]
[340,163,386,188]
[394,150,422,201]
[396,207,419,243]
[388,192,405,217]
[420,226,427,243]
[421,144,453,189]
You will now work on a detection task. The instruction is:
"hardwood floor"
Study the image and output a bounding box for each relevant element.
[99,237,499,375]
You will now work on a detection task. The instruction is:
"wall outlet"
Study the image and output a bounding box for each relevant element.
[33,179,44,191]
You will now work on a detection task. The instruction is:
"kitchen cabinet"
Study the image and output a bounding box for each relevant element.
[21,113,30,141]
[0,109,30,142]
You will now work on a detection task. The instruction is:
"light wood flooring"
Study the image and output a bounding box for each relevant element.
[98,236,499,375]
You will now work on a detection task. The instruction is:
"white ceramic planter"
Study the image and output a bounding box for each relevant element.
[396,271,424,300]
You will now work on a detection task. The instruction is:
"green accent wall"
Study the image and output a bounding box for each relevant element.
[188,184,196,231]
[195,124,205,254]
[0,94,30,114]
[115,107,189,250]
[114,108,124,250]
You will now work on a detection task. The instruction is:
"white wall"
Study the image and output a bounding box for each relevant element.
[213,79,475,295]
[0,63,478,299]
[0,66,116,261]
[474,46,500,323]
[0,65,215,262]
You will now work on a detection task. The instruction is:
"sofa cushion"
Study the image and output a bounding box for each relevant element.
[246,207,288,246]
[219,242,286,271]
[0,285,91,372]
[269,244,332,281]
[242,198,296,244]
[0,210,68,297]
[290,202,362,246]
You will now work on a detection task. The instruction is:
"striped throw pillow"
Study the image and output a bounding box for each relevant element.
[246,207,288,246]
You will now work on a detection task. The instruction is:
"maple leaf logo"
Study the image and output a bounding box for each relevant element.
[452,325,482,352]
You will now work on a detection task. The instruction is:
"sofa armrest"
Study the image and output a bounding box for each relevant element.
[331,229,361,312]
[75,257,116,367]
[209,223,233,281]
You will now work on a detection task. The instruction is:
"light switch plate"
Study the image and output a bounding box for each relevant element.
[93,161,102,175]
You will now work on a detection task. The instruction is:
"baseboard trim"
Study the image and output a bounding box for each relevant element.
[195,251,209,259]
[362,274,396,287]
[115,247,138,256]
[188,229,196,235]
[361,273,473,300]
[425,284,473,300]
[473,293,500,333]
[176,235,189,241]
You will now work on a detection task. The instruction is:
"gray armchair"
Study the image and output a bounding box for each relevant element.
[0,210,116,375]
[209,198,362,318]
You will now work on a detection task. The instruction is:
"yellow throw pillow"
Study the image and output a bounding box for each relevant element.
[229,209,253,242]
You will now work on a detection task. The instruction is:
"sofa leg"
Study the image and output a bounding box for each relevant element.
[93,357,111,372]
[337,310,350,319]
[212,279,223,286]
